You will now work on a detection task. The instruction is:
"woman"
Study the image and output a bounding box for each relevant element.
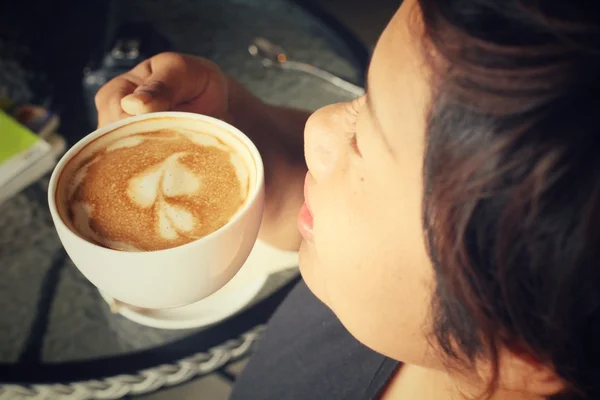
[95,0,600,398]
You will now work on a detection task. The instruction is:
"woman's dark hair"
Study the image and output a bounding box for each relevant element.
[419,0,600,398]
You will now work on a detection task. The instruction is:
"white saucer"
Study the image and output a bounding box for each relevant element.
[99,240,298,330]
[99,276,266,330]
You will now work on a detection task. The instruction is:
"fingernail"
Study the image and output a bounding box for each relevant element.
[130,90,154,105]
[121,95,150,115]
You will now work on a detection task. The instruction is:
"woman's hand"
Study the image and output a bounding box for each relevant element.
[94,52,308,250]
[95,52,232,127]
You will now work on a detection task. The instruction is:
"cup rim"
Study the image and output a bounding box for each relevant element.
[47,111,264,255]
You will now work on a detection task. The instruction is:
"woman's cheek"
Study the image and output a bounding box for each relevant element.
[304,104,350,182]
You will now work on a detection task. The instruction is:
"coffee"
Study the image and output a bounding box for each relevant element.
[56,119,251,251]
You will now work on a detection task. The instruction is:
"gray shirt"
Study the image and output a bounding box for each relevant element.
[231,280,399,400]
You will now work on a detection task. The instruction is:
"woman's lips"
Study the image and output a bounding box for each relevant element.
[298,202,314,241]
[298,174,314,241]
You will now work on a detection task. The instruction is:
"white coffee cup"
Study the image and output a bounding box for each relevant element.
[48,112,264,309]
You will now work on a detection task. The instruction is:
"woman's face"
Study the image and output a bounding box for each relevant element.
[299,0,438,367]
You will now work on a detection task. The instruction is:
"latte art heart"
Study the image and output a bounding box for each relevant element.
[63,128,249,251]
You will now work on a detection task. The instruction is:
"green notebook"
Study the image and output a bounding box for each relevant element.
[0,109,50,188]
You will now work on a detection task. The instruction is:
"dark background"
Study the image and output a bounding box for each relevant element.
[0,0,399,143]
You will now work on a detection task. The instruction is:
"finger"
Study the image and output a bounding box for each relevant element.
[120,53,224,116]
[121,80,171,115]
[95,74,142,127]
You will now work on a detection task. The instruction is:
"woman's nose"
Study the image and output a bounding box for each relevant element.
[304,103,349,181]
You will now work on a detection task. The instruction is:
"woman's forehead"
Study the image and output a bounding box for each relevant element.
[368,1,430,154]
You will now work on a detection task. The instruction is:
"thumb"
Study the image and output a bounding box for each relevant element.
[119,53,227,117]
[120,80,172,115]
[120,53,191,115]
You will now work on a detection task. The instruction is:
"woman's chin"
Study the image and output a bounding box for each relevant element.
[298,242,330,305]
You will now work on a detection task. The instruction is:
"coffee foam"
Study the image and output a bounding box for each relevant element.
[56,118,255,251]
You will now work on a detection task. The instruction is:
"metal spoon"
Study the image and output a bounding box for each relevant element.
[249,37,365,97]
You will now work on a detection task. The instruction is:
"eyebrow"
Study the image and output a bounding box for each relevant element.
[364,64,395,156]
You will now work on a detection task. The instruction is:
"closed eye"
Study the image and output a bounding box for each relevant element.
[345,96,365,156]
